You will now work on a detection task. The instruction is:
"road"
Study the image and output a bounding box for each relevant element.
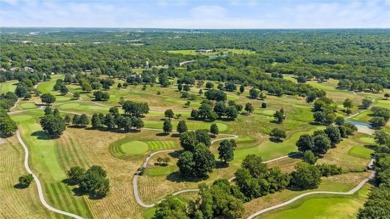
[16,131,84,219]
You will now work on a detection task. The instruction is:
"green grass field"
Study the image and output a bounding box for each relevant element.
[348,146,373,159]
[0,80,18,93]
[375,99,390,108]
[260,184,371,219]
[167,49,256,56]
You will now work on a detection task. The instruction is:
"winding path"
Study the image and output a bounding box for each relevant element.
[247,167,375,219]
[10,94,378,216]
[132,131,239,208]
[16,131,84,219]
[246,106,378,218]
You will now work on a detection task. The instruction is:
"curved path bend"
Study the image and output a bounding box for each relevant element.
[16,131,84,219]
[132,132,238,208]
[247,168,375,219]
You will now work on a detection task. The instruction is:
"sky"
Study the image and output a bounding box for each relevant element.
[1,0,390,28]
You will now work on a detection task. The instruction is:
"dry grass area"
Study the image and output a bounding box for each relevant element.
[0,136,53,218]
[61,128,148,219]
[319,133,373,172]
[267,157,302,173]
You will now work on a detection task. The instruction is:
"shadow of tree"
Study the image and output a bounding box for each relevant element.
[13,183,28,189]
[31,130,55,140]
[166,171,208,183]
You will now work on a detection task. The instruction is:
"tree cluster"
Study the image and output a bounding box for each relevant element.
[67,165,110,198]
[177,130,215,178]
[0,108,17,137]
[40,109,66,138]
[312,97,337,125]
[296,124,356,156]
[369,107,390,129]
[234,155,290,200]
[191,100,241,121]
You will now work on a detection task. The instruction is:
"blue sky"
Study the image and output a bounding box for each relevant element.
[1,0,389,28]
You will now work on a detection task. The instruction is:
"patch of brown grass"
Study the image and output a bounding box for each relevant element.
[0,136,52,218]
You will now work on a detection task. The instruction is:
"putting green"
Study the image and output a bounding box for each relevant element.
[348,146,373,159]
[20,102,37,109]
[59,103,80,109]
[11,115,33,122]
[120,141,149,154]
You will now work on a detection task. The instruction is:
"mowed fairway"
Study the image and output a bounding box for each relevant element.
[11,107,149,218]
[243,172,372,218]
[13,111,93,218]
[0,79,18,93]
[259,184,371,219]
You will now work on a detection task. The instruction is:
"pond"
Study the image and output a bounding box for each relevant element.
[346,120,372,129]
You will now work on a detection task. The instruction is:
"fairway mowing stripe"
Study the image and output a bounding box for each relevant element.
[158,142,168,149]
[71,136,90,167]
[61,136,77,168]
[47,184,62,213]
[51,183,75,214]
[55,183,82,216]
[69,137,89,168]
[44,186,63,219]
[56,139,71,172]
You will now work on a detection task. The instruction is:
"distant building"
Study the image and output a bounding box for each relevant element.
[196,49,213,53]
[24,67,34,72]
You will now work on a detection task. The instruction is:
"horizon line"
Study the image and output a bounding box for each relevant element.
[1,26,390,30]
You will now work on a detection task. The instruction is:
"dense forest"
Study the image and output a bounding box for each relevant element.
[1,29,389,97]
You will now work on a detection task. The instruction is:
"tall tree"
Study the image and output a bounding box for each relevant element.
[218,139,236,164]
[176,120,188,133]
[245,103,254,115]
[40,115,66,137]
[153,196,189,219]
[210,124,219,136]
[40,93,56,105]
[162,119,172,134]
[296,134,314,152]
[164,109,174,119]
[291,163,321,189]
